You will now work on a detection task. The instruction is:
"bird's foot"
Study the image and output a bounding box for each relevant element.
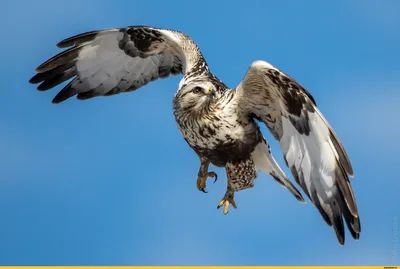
[197,171,218,193]
[217,190,237,215]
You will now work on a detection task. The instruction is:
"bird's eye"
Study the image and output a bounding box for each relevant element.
[192,87,202,94]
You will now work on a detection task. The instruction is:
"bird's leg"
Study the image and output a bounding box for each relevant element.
[217,159,256,214]
[217,187,237,215]
[196,157,218,193]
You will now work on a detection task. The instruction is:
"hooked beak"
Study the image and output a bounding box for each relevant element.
[208,86,216,97]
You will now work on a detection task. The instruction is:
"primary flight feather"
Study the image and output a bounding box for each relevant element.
[30,26,360,245]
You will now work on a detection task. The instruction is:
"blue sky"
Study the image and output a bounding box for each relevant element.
[1,0,399,266]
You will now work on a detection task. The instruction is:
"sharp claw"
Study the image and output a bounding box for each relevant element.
[213,173,218,183]
[197,171,218,193]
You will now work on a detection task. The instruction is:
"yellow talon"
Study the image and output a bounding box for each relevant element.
[230,199,237,209]
[217,193,237,215]
[224,201,229,214]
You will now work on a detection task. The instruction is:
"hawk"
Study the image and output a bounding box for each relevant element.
[30,26,360,245]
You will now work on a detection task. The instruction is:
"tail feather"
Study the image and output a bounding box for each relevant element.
[252,141,305,203]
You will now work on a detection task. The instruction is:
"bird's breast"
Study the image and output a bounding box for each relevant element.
[175,111,262,167]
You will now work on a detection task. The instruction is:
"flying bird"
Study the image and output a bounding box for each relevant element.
[30,26,360,245]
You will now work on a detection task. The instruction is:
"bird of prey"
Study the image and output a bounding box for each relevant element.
[30,26,360,245]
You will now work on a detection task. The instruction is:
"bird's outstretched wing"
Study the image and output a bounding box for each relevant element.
[236,60,360,245]
[30,26,208,103]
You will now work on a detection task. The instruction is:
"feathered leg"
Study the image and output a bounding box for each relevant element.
[196,156,218,193]
[218,158,257,214]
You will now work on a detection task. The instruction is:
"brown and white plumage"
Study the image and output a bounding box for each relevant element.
[30,26,360,245]
[235,61,360,244]
[30,26,208,103]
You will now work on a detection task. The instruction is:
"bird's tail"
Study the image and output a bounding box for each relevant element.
[251,140,305,203]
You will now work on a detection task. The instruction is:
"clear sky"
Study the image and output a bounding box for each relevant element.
[1,0,399,266]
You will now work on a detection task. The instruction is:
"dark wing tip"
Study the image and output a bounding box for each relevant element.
[35,61,54,73]
[52,94,70,104]
[346,213,361,241]
[51,93,66,104]
[56,39,75,48]
[333,219,345,245]
[56,29,119,48]
[332,189,361,245]
[29,73,41,84]
[292,187,306,203]
[296,192,306,203]
[56,31,95,48]
[51,79,77,104]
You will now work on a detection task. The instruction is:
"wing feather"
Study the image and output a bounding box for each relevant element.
[30,26,206,103]
[236,60,360,244]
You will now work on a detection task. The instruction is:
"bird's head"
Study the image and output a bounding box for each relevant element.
[175,80,219,113]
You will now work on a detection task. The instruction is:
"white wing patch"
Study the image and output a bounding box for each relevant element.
[72,32,168,94]
[280,101,337,197]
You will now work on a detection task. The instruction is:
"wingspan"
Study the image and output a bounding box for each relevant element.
[30,26,207,103]
[236,60,360,245]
